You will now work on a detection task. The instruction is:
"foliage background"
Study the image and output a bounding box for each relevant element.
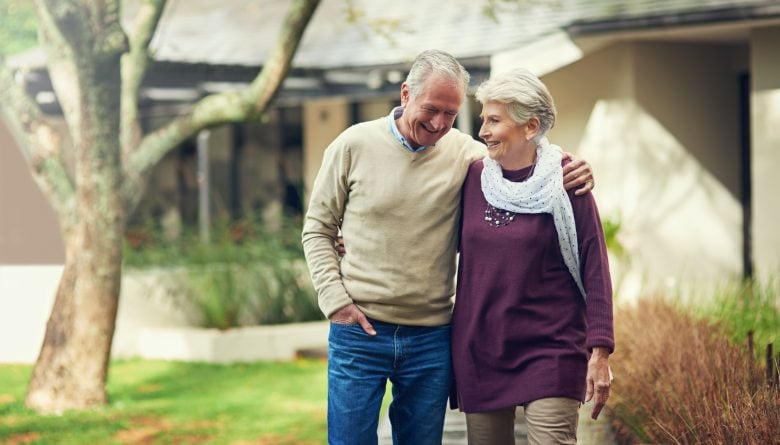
[0,0,36,55]
[124,216,322,329]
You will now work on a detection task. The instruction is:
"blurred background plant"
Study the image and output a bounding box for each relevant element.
[601,214,635,301]
[0,0,36,55]
[695,278,780,354]
[608,286,779,445]
[123,214,322,329]
[601,214,625,260]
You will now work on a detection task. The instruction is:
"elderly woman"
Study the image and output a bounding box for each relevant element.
[450,68,614,445]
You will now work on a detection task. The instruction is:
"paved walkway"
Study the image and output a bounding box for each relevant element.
[378,400,617,444]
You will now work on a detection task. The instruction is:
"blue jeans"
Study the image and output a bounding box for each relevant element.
[327,319,452,445]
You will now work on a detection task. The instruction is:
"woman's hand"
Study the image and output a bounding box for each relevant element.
[585,347,611,419]
[562,153,594,196]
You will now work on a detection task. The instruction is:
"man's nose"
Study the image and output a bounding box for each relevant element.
[431,113,447,130]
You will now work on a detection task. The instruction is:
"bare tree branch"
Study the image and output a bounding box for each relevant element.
[0,58,77,229]
[34,1,127,148]
[123,0,321,210]
[120,0,167,164]
[245,0,320,114]
[33,1,84,144]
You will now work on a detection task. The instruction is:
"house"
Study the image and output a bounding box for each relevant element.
[2,0,778,362]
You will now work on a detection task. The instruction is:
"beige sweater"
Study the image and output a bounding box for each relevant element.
[302,116,484,326]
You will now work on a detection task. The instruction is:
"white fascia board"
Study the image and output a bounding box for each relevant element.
[491,31,614,77]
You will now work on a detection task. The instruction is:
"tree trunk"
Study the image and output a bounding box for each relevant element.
[24,124,125,413]
[24,2,126,411]
[25,218,123,413]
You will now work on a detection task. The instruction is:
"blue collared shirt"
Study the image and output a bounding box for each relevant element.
[387,106,428,153]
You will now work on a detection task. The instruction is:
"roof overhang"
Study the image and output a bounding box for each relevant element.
[491,6,780,78]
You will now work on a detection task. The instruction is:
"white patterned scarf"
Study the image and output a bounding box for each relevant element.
[480,138,586,299]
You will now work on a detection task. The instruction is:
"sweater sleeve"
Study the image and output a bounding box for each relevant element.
[570,190,615,353]
[301,139,354,318]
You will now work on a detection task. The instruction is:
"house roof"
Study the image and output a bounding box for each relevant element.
[149,0,780,69]
[8,0,780,110]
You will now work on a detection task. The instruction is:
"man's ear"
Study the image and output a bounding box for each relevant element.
[400,83,410,106]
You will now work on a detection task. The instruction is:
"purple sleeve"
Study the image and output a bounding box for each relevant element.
[569,190,615,353]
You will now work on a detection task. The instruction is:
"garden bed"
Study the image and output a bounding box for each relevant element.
[136,321,329,363]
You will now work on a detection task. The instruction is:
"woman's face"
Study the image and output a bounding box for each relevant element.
[478,101,535,166]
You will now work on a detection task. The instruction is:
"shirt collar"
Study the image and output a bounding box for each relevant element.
[387,106,428,153]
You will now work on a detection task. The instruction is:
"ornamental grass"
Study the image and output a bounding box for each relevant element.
[609,298,779,445]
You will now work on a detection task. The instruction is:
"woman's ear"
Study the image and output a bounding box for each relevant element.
[526,117,540,140]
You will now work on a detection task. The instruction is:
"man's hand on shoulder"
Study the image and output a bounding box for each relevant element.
[562,152,594,196]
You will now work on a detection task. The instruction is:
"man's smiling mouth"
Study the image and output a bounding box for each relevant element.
[421,124,439,134]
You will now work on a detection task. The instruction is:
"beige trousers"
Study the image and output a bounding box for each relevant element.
[465,397,580,445]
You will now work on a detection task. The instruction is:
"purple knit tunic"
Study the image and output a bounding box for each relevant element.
[451,159,614,413]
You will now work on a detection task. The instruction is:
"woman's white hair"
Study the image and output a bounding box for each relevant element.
[475,68,556,139]
[405,49,470,98]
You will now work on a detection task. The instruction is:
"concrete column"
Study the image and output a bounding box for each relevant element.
[197,130,211,243]
[750,26,780,277]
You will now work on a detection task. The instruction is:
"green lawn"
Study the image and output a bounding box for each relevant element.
[0,359,329,444]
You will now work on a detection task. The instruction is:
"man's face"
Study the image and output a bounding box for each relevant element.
[398,73,465,148]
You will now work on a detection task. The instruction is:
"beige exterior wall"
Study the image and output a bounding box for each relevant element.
[302,97,350,205]
[0,119,65,264]
[358,98,395,122]
[751,25,780,277]
[544,43,635,153]
[544,42,744,298]
[633,42,743,197]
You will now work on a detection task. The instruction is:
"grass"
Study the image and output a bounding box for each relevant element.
[0,359,328,444]
[609,297,779,444]
[694,278,779,355]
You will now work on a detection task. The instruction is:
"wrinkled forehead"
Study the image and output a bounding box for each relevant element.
[412,76,465,110]
[416,73,466,98]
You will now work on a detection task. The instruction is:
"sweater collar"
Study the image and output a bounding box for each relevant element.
[387,107,429,153]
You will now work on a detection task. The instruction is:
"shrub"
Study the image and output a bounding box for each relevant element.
[123,216,322,328]
[180,259,320,329]
[609,298,779,444]
[695,278,779,356]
